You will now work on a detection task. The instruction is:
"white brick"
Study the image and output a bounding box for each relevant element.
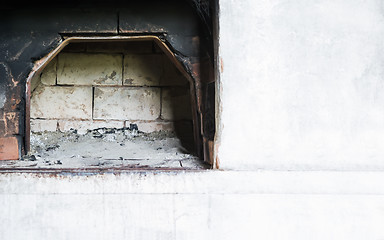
[40,58,57,85]
[89,120,125,129]
[57,53,122,86]
[30,74,41,93]
[30,119,57,132]
[30,86,92,119]
[161,87,192,120]
[160,56,189,86]
[125,121,174,133]
[93,87,161,120]
[58,120,124,134]
[123,54,163,86]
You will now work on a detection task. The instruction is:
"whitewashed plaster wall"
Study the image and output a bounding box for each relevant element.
[217,0,384,170]
[2,171,384,240]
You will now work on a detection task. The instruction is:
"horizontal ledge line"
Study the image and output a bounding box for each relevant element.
[49,84,185,88]
[2,192,384,196]
[31,118,190,122]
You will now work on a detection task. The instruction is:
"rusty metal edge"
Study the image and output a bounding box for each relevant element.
[212,0,221,169]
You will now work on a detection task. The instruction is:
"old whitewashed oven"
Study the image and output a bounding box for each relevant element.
[2,0,384,239]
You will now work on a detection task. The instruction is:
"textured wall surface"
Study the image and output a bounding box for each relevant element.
[1,171,384,240]
[217,0,384,170]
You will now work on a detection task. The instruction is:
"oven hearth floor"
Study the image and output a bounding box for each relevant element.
[0,129,208,171]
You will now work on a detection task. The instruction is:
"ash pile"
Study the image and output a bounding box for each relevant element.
[19,124,205,169]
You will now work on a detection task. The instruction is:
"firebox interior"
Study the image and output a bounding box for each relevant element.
[12,39,208,170]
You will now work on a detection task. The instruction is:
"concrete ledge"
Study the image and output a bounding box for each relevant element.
[1,170,384,195]
[1,170,384,240]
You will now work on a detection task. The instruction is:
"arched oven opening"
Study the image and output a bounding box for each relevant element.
[25,36,210,169]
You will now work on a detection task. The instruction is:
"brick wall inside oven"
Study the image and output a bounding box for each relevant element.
[29,41,193,135]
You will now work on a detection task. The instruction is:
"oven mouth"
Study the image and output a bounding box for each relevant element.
[22,35,209,170]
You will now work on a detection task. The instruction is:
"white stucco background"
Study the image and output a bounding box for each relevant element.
[2,171,384,240]
[217,0,384,170]
[2,0,384,239]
